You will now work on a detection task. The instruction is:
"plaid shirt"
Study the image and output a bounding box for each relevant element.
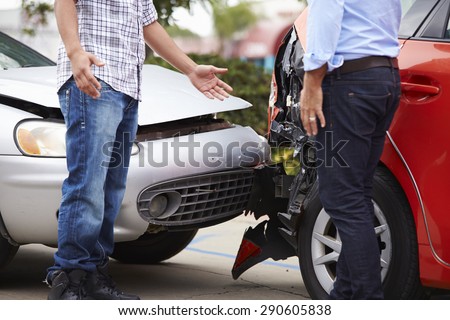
[57,0,158,100]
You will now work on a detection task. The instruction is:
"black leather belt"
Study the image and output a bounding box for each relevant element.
[330,56,399,75]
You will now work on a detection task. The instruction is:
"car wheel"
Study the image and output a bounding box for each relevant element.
[111,229,198,264]
[298,166,425,299]
[0,236,18,269]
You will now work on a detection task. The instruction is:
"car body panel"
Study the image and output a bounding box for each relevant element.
[0,125,267,245]
[381,0,450,269]
[374,0,450,288]
[418,244,450,289]
[381,136,450,289]
[372,0,450,289]
[380,38,450,279]
[0,31,268,254]
[0,65,252,126]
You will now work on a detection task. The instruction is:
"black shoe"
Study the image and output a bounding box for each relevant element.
[85,264,140,300]
[47,269,89,300]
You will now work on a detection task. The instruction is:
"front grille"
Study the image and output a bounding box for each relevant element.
[138,169,254,227]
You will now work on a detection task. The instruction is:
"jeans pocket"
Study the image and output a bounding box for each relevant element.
[97,79,114,94]
[322,92,332,128]
[58,86,71,123]
[348,92,391,136]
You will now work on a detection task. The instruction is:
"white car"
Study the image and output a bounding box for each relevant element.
[0,31,269,267]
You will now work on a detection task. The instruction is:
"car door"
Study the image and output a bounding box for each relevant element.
[384,0,450,264]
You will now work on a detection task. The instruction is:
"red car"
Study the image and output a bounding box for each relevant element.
[233,0,450,299]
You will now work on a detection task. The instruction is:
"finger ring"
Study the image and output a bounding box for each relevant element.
[309,117,316,121]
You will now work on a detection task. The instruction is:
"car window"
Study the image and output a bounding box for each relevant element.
[446,18,450,38]
[399,0,440,38]
[444,2,450,39]
[0,32,55,70]
[420,0,450,39]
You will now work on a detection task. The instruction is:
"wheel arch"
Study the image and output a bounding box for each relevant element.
[380,135,450,289]
[380,137,426,246]
[0,210,19,269]
[0,210,18,246]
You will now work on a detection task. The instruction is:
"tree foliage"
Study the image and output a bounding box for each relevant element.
[210,0,258,54]
[20,0,211,28]
[153,0,209,25]
[21,0,54,36]
[21,0,301,27]
[211,1,258,40]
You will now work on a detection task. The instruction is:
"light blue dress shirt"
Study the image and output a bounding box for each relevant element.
[304,0,402,72]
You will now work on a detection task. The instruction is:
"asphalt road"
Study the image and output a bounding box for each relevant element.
[0,215,309,300]
[3,213,448,301]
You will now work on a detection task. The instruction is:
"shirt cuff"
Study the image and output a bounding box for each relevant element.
[303,53,344,72]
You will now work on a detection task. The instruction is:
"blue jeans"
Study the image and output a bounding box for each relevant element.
[48,78,138,277]
[316,66,401,299]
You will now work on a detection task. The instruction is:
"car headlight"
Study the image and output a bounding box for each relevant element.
[15,120,140,157]
[15,120,66,157]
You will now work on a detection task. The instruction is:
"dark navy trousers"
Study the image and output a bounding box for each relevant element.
[316,66,401,299]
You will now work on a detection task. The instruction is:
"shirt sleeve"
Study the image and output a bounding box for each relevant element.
[303,0,345,72]
[143,0,158,26]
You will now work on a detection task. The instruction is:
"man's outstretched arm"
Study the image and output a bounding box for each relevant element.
[143,21,233,100]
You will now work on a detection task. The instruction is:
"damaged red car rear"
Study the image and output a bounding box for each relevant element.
[233,0,450,299]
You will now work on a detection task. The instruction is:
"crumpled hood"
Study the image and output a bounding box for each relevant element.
[0,65,251,125]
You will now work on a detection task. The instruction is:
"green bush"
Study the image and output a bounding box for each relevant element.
[145,54,271,135]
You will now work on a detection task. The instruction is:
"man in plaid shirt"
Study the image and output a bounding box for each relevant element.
[47,0,233,300]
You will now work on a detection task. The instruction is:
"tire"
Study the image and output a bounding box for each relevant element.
[0,236,18,269]
[298,166,425,299]
[111,229,198,264]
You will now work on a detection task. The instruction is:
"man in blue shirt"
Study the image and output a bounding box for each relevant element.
[300,0,402,299]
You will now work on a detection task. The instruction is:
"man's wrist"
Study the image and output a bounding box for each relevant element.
[181,61,198,77]
[304,64,327,88]
[66,46,84,60]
